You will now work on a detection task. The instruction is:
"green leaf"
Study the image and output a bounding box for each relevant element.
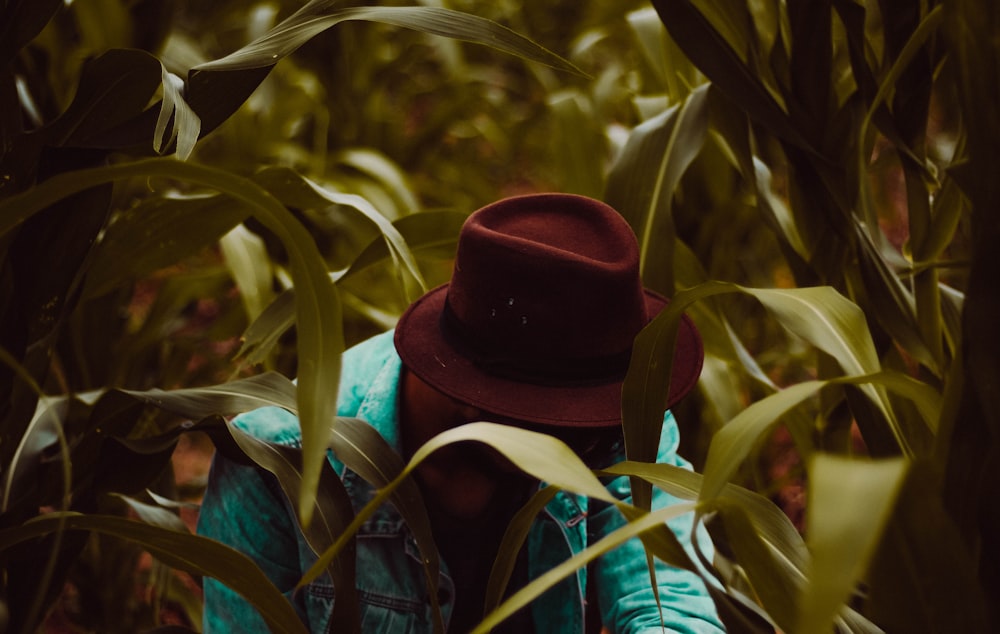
[122,372,298,418]
[602,461,807,570]
[0,157,342,527]
[113,494,189,534]
[484,487,560,614]
[471,503,695,634]
[752,157,809,261]
[154,64,201,160]
[224,422,361,631]
[332,148,421,215]
[620,289,691,510]
[237,210,464,366]
[45,49,163,148]
[328,418,443,633]
[700,366,938,506]
[865,461,991,631]
[0,514,308,634]
[1,393,61,514]
[300,423,616,588]
[83,193,249,299]
[605,83,711,295]
[627,7,674,91]
[339,210,464,284]
[701,379,823,503]
[546,89,606,199]
[740,285,907,448]
[713,503,797,633]
[254,166,427,301]
[798,455,908,634]
[193,5,583,76]
[741,285,879,376]
[220,223,276,322]
[408,423,616,503]
[851,218,939,374]
[0,0,62,63]
[649,0,811,151]
[235,290,297,367]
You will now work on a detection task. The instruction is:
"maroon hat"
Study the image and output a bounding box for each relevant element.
[393,193,702,428]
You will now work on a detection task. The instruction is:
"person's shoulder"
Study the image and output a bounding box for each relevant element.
[341,329,397,374]
[337,330,400,414]
[231,406,303,447]
[228,330,399,445]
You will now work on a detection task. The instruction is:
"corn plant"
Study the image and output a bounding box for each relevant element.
[1,1,997,633]
[0,1,586,631]
[594,1,996,632]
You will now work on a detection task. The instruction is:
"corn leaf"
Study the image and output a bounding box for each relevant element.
[300,423,617,588]
[82,193,248,299]
[193,4,583,76]
[122,372,298,416]
[471,503,695,634]
[154,64,201,159]
[225,422,361,631]
[798,455,908,634]
[220,224,276,322]
[606,83,711,295]
[0,157,341,527]
[328,418,443,634]
[0,514,308,634]
[650,0,810,151]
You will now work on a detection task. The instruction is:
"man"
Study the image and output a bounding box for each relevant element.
[197,193,724,633]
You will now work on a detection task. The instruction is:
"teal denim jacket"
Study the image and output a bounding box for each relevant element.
[197,331,724,633]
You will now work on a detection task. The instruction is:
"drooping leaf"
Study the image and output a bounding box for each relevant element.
[331,148,421,215]
[408,423,617,504]
[339,210,464,283]
[254,166,427,301]
[223,422,361,632]
[1,395,64,514]
[798,455,908,634]
[0,157,342,527]
[740,285,907,447]
[300,423,618,588]
[0,514,309,634]
[0,0,63,63]
[471,503,696,634]
[605,83,711,295]
[328,418,443,633]
[649,0,811,151]
[113,493,190,534]
[236,210,464,366]
[122,372,298,418]
[45,49,163,148]
[220,223,276,322]
[193,4,584,76]
[83,192,249,299]
[154,64,201,160]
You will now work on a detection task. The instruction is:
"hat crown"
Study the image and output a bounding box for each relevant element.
[443,194,648,384]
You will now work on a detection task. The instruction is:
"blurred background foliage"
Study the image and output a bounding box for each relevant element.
[0,0,997,632]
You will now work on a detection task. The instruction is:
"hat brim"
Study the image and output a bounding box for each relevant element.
[394,284,703,428]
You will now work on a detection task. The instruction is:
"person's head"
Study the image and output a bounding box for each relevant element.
[393,193,702,519]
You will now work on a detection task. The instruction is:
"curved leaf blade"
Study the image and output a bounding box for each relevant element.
[799,455,908,634]
[194,5,583,76]
[0,157,342,527]
[0,514,308,634]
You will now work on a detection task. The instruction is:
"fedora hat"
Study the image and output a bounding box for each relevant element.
[393,193,702,428]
